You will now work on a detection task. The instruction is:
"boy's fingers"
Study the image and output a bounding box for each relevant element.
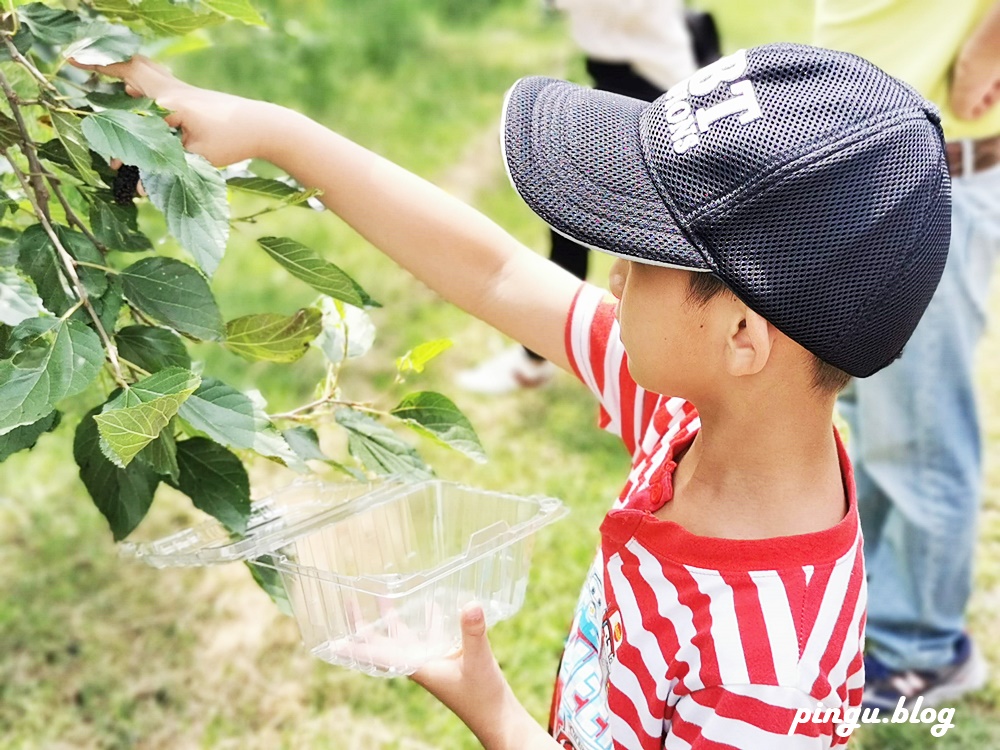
[68,55,177,99]
[457,603,491,669]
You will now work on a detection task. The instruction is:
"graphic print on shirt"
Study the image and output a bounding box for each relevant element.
[552,553,612,750]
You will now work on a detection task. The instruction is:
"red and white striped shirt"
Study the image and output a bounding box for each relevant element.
[550,284,867,750]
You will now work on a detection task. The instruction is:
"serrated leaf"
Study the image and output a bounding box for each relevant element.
[74,407,159,541]
[18,3,81,46]
[54,226,107,298]
[227,176,318,207]
[142,153,229,277]
[0,25,33,64]
[62,20,141,65]
[14,224,107,316]
[0,318,104,436]
[50,110,103,187]
[0,191,18,221]
[177,377,303,469]
[224,308,321,363]
[334,407,432,480]
[137,426,179,482]
[257,236,377,308]
[85,90,156,112]
[0,267,48,326]
[201,0,265,26]
[90,197,152,252]
[120,257,224,341]
[282,425,367,480]
[247,558,292,616]
[0,410,59,463]
[91,0,226,36]
[87,273,123,334]
[81,110,186,176]
[0,228,20,264]
[175,437,250,534]
[37,139,118,187]
[95,367,200,467]
[0,111,20,151]
[391,391,486,463]
[115,325,191,372]
[396,339,453,375]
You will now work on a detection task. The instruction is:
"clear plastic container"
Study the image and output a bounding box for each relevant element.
[120,479,567,677]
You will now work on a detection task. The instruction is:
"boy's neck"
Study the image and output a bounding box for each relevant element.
[655,391,847,540]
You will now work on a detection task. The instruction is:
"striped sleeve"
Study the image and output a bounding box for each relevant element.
[564,283,658,453]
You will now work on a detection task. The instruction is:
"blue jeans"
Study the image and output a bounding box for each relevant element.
[839,159,1000,672]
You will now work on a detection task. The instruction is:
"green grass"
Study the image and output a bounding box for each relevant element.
[1,1,998,748]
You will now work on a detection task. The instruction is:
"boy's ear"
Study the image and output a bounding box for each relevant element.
[724,305,775,377]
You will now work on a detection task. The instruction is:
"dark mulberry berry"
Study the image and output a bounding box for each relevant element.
[112,165,141,205]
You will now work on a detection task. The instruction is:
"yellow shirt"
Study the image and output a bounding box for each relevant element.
[815,0,1000,139]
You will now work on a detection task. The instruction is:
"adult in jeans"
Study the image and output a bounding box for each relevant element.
[457,0,706,393]
[816,0,1000,709]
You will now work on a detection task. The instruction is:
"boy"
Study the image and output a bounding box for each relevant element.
[78,43,951,748]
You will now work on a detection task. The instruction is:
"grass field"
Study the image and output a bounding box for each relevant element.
[1,1,998,748]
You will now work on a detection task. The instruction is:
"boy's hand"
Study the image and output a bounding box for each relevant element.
[412,603,558,750]
[69,56,274,167]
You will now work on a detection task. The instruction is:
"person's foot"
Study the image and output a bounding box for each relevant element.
[454,346,556,394]
[862,634,989,710]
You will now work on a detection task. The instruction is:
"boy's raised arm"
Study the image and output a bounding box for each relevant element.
[75,57,582,372]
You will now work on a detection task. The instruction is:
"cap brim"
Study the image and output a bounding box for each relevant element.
[501,76,707,271]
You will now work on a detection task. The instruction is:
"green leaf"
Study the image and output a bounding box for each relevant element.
[391,391,486,463]
[257,236,377,308]
[200,0,266,26]
[227,176,319,207]
[95,367,201,468]
[18,3,81,46]
[224,308,321,363]
[0,25,33,64]
[137,426,179,482]
[37,139,118,187]
[177,377,303,468]
[89,197,152,252]
[0,318,104,435]
[0,190,18,221]
[334,407,433,480]
[175,437,251,534]
[115,325,191,372]
[86,90,156,112]
[50,110,103,187]
[81,110,186,176]
[0,111,20,151]
[396,339,453,375]
[282,425,367,480]
[54,226,107,299]
[62,20,141,66]
[247,558,292,616]
[89,273,123,334]
[0,410,60,463]
[74,407,159,541]
[91,0,226,36]
[143,153,229,277]
[0,267,48,326]
[120,257,224,341]
[0,228,20,264]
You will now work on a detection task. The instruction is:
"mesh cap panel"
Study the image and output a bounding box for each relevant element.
[502,43,952,377]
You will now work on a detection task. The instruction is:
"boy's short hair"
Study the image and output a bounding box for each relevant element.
[686,271,853,393]
[501,43,951,379]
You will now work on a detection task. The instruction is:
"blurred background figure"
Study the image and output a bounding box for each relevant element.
[456,0,719,394]
[816,0,1000,711]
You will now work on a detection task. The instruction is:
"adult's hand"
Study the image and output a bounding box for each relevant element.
[70,55,278,167]
[951,2,1000,120]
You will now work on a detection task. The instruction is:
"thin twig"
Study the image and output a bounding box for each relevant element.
[1,32,57,92]
[44,172,108,253]
[270,399,382,422]
[1,65,128,387]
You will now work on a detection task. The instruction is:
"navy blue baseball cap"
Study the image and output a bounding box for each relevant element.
[501,43,951,378]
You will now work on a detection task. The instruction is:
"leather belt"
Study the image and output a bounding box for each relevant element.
[945,134,1000,178]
